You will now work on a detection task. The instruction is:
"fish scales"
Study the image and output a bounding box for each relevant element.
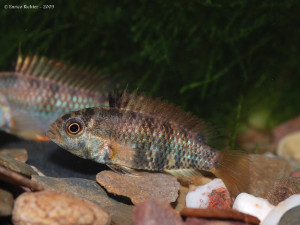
[47,91,249,197]
[108,109,217,171]
[0,55,110,140]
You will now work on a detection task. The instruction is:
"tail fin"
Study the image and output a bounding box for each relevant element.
[212,151,249,197]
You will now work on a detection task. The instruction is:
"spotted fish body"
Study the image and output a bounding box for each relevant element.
[0,55,110,140]
[47,92,249,196]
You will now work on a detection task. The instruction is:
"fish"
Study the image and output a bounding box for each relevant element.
[0,55,110,141]
[47,91,249,196]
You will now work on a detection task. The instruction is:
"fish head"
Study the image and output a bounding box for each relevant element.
[46,108,110,163]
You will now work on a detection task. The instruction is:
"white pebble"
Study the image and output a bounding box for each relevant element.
[261,194,300,225]
[233,193,274,222]
[185,178,227,208]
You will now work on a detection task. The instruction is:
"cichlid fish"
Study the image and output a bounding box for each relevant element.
[47,91,249,196]
[0,55,110,141]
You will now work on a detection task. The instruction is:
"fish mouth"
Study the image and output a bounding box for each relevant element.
[46,124,60,142]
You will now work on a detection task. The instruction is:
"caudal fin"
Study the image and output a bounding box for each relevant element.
[212,151,249,197]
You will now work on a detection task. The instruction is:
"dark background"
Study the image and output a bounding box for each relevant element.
[0,0,299,150]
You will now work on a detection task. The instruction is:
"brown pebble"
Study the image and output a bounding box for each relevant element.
[96,170,180,204]
[0,149,28,163]
[12,191,111,225]
[134,200,184,225]
[272,115,300,145]
[267,177,300,205]
[32,175,133,225]
[181,208,260,225]
[0,188,14,216]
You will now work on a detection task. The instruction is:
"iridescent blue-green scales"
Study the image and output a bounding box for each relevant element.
[104,108,218,171]
[48,91,249,195]
[0,55,109,140]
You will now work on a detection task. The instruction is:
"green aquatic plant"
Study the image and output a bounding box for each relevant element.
[0,0,299,148]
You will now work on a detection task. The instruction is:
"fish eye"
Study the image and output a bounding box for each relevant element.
[65,118,85,136]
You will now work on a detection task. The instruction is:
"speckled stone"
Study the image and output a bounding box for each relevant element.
[96,170,180,204]
[267,177,300,205]
[12,191,111,225]
[278,205,300,225]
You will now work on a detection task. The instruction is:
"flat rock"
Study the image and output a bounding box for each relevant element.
[181,208,260,225]
[96,171,180,204]
[134,200,184,225]
[32,175,133,225]
[272,115,300,145]
[0,149,28,163]
[0,188,14,216]
[12,190,111,225]
[0,166,43,191]
[248,154,291,198]
[0,154,37,177]
[267,177,300,205]
[278,205,300,225]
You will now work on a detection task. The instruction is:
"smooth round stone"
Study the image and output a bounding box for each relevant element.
[278,205,300,225]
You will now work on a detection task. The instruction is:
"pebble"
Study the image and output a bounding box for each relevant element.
[233,193,274,222]
[32,175,133,225]
[248,154,291,198]
[12,191,111,225]
[272,115,300,145]
[96,170,180,204]
[0,188,14,216]
[261,194,300,225]
[278,205,300,225]
[186,179,231,209]
[267,177,300,205]
[277,131,300,166]
[134,200,184,225]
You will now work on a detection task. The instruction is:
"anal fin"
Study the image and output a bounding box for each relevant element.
[107,164,141,177]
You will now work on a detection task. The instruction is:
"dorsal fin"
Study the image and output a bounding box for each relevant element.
[110,90,213,143]
[15,55,110,92]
